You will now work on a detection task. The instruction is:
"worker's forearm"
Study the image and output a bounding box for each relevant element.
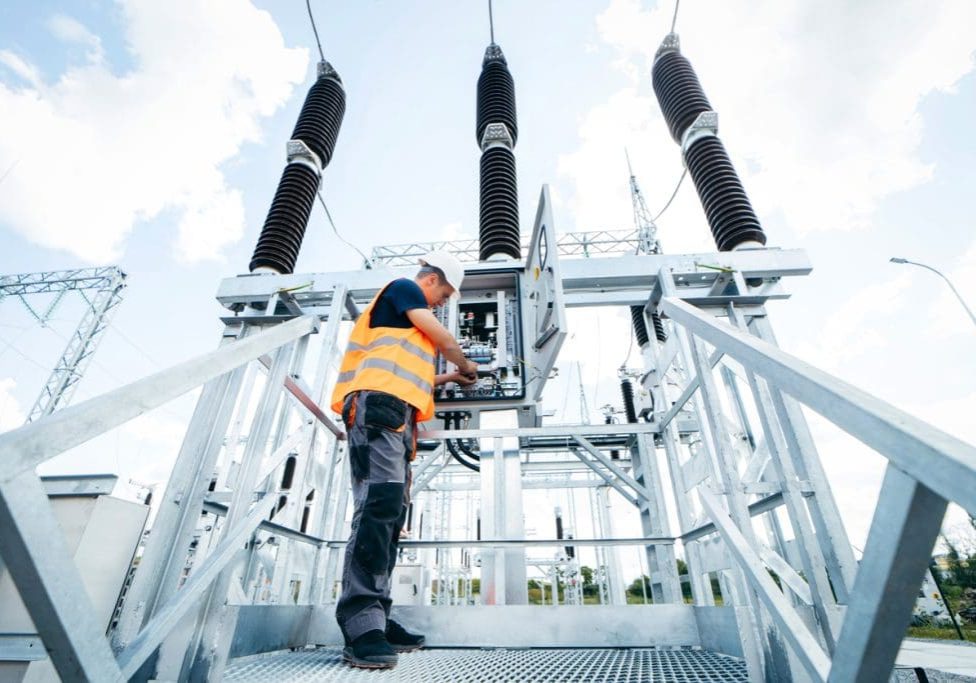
[434,372,456,386]
[438,340,467,368]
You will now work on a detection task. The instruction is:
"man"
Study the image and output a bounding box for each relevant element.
[330,250,478,669]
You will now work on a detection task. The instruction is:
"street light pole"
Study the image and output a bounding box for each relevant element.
[891,255,975,640]
[890,257,976,328]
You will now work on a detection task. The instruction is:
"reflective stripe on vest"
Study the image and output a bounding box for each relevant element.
[329,282,436,421]
[335,359,433,396]
[346,336,435,366]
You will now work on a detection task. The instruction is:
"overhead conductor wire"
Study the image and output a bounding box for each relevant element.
[488,0,495,43]
[652,0,685,223]
[653,168,687,222]
[316,191,372,268]
[304,1,371,268]
[305,0,325,61]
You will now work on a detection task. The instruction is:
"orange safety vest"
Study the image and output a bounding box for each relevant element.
[330,282,437,421]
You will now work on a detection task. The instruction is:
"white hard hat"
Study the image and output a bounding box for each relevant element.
[419,251,465,299]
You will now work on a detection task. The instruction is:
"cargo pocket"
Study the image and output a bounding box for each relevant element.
[364,393,406,432]
[355,482,404,574]
[350,443,370,481]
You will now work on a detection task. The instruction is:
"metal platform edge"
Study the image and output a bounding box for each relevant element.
[227,604,746,660]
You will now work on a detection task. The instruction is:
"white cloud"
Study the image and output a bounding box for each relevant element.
[792,273,912,372]
[0,377,25,430]
[0,51,41,88]
[0,1,309,263]
[440,221,471,241]
[48,14,105,62]
[119,410,189,485]
[559,0,976,243]
[174,183,246,263]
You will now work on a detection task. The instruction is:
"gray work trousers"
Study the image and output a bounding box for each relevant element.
[335,390,416,642]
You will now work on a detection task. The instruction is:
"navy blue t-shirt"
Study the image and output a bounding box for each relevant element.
[369,278,428,329]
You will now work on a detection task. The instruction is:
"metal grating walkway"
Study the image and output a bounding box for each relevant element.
[224,647,749,682]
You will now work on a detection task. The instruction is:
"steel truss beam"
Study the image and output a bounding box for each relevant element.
[368,228,649,265]
[215,248,812,316]
[0,266,127,422]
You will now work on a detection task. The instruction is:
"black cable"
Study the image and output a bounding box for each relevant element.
[316,189,372,268]
[454,413,480,461]
[446,438,480,472]
[653,168,687,222]
[305,0,325,62]
[443,414,480,471]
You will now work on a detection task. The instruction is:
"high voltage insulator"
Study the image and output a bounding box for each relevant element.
[630,306,650,347]
[606,414,621,460]
[651,312,668,343]
[249,164,319,274]
[651,36,766,253]
[685,136,765,251]
[477,44,520,262]
[652,49,711,145]
[250,62,346,275]
[477,46,518,146]
[291,66,346,168]
[479,145,520,261]
[620,379,638,424]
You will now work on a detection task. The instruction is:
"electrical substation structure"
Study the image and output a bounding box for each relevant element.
[0,14,975,683]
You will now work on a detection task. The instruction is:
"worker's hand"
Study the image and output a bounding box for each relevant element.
[460,359,478,377]
[452,370,478,386]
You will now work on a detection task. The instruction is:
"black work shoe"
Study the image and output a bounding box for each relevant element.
[386,619,426,652]
[342,630,398,669]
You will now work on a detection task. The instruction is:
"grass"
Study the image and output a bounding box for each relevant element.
[906,625,976,641]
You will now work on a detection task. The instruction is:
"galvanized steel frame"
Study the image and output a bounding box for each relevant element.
[2,242,971,682]
[657,286,976,682]
[0,306,326,681]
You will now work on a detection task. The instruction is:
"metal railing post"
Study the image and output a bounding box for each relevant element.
[727,305,838,652]
[748,314,858,601]
[184,339,298,681]
[827,466,947,682]
[113,328,249,655]
[660,269,767,680]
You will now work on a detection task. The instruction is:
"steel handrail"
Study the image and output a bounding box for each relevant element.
[0,315,319,483]
[661,297,976,513]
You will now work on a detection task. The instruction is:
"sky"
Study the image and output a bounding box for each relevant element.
[1,0,975,572]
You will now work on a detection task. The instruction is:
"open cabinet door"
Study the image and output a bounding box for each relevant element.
[522,185,567,402]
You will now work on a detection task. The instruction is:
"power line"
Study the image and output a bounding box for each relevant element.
[305,0,325,62]
[591,315,602,413]
[0,329,51,373]
[670,0,681,33]
[42,321,187,420]
[0,160,19,187]
[621,316,634,369]
[559,362,572,421]
[652,168,687,222]
[488,0,496,44]
[107,322,164,370]
[315,189,372,268]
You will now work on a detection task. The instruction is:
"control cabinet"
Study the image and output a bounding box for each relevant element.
[434,186,567,412]
[435,269,525,403]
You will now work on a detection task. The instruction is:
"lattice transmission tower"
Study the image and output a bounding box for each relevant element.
[0,267,127,422]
